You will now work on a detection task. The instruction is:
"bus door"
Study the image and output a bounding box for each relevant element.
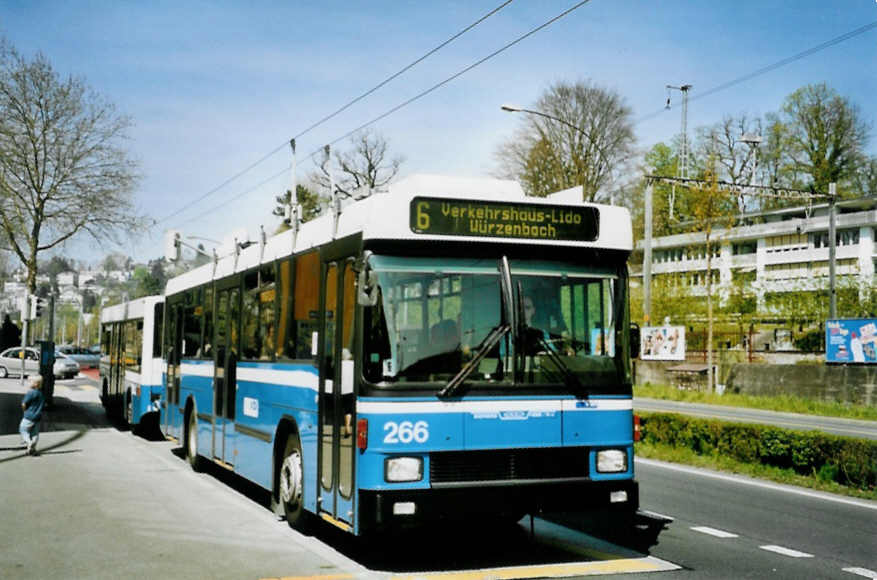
[319,260,356,525]
[164,304,183,438]
[213,285,239,466]
[112,322,125,414]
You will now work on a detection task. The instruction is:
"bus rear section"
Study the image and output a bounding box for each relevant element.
[99,296,165,427]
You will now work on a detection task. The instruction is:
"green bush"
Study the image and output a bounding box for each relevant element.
[639,412,876,492]
[794,329,824,352]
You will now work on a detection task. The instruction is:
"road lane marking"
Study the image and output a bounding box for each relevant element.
[759,545,813,558]
[690,526,738,538]
[843,567,877,579]
[389,557,678,579]
[637,458,877,511]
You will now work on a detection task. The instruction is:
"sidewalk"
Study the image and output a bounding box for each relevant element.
[0,377,110,456]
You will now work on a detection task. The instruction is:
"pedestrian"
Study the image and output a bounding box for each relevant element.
[20,375,45,456]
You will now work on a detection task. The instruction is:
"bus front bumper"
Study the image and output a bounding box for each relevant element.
[358,479,638,533]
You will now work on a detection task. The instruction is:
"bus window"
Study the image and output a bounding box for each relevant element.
[293,251,320,361]
[152,302,164,358]
[183,290,203,359]
[202,288,213,358]
[277,259,294,360]
[242,267,277,361]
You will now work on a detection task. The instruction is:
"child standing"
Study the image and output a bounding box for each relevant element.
[20,376,45,455]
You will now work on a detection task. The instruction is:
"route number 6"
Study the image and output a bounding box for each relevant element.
[383,420,429,444]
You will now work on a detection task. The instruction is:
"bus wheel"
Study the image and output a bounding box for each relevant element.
[280,435,310,531]
[185,410,204,471]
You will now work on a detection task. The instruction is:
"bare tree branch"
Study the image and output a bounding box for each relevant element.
[0,41,145,292]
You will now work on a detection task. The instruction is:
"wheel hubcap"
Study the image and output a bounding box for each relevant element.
[280,449,302,506]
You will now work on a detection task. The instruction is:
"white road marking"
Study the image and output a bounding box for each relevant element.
[759,545,814,558]
[690,526,738,538]
[843,567,877,579]
[636,458,877,511]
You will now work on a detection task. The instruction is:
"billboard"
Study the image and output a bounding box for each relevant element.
[825,319,877,364]
[641,326,686,361]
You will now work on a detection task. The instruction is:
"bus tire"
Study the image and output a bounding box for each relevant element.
[280,434,310,532]
[185,409,204,472]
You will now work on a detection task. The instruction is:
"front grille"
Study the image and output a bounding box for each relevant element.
[430,447,588,485]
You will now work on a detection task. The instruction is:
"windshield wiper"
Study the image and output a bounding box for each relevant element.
[438,323,510,398]
[531,332,588,399]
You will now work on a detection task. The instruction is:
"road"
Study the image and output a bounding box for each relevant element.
[1,377,874,579]
[635,397,877,440]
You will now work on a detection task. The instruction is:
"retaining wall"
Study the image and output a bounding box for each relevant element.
[634,358,877,406]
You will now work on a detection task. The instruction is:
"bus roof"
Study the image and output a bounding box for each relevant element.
[166,174,632,297]
[100,295,164,324]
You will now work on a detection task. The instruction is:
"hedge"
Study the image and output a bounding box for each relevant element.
[639,412,877,492]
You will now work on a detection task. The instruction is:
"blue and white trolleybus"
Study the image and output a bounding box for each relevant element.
[100,295,165,427]
[160,174,640,535]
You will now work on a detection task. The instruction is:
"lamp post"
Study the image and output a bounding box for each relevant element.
[502,104,650,323]
[500,104,615,201]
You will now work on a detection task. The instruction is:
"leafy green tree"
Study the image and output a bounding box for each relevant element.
[780,83,870,196]
[272,184,325,233]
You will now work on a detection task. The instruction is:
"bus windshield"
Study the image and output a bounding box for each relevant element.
[363,255,628,393]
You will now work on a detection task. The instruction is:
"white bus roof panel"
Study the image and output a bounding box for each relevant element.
[165,174,632,297]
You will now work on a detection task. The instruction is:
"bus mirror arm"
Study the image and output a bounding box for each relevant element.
[629,323,641,359]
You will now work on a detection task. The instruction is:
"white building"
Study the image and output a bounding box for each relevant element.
[632,197,877,310]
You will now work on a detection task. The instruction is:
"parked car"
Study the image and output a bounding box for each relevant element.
[57,345,100,369]
[53,352,81,379]
[0,347,80,379]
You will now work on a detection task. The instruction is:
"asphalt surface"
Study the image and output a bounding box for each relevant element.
[1,376,874,579]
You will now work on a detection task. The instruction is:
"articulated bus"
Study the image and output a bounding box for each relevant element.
[161,174,639,535]
[100,296,165,426]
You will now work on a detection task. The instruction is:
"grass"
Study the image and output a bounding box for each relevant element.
[634,383,877,421]
[635,440,876,501]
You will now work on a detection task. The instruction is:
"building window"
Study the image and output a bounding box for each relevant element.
[732,241,757,255]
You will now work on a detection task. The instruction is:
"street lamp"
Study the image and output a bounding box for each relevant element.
[500,104,619,203]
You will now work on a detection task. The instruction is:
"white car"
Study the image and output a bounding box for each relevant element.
[0,347,80,379]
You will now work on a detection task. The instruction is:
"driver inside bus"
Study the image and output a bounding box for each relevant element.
[522,294,573,356]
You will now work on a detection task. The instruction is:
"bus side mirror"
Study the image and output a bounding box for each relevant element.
[630,323,641,359]
[357,252,378,307]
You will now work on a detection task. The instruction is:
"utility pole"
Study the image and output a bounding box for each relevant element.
[666,84,692,220]
[828,182,837,319]
[643,182,653,325]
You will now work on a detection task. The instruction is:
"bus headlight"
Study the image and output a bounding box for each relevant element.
[385,457,423,482]
[596,449,627,473]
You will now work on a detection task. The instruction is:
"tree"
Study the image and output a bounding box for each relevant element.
[0,40,145,293]
[272,183,326,233]
[780,83,870,196]
[310,129,403,197]
[494,80,635,201]
[696,114,763,212]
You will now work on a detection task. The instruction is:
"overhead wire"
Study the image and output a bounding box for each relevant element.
[168,0,593,230]
[634,19,877,125]
[157,0,516,227]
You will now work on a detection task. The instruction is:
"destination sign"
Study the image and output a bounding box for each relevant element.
[409,197,599,241]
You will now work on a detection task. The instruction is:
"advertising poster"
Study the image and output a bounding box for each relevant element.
[641,326,686,361]
[825,319,877,364]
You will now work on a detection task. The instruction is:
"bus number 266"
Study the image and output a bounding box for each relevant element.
[383,421,429,444]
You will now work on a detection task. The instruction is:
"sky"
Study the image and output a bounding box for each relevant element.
[1,1,875,267]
